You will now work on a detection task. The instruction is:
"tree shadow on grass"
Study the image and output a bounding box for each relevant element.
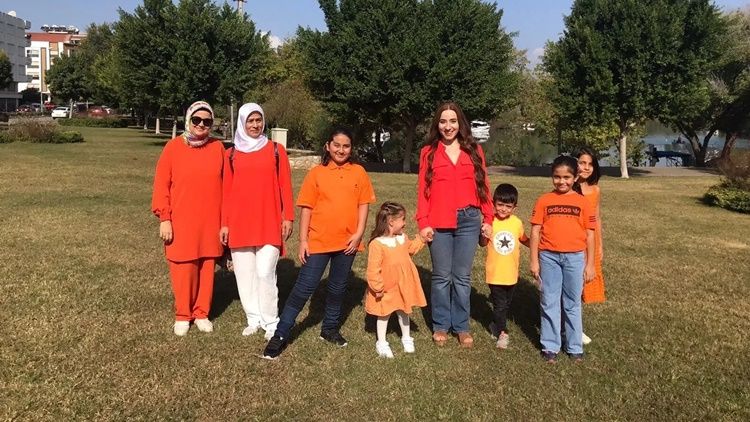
[275,257,368,344]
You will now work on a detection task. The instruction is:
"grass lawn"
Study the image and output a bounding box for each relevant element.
[1,127,749,420]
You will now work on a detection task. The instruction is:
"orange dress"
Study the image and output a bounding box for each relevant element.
[582,187,606,303]
[365,234,427,316]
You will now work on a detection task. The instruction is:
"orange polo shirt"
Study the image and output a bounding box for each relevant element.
[296,161,376,254]
[530,191,596,252]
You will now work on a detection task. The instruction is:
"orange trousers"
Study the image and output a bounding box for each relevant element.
[168,258,216,321]
[582,236,606,303]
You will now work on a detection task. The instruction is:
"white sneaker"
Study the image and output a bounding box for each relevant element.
[195,318,213,333]
[376,341,394,358]
[496,332,509,349]
[242,325,260,336]
[582,332,592,345]
[264,329,276,341]
[173,321,190,336]
[401,336,415,353]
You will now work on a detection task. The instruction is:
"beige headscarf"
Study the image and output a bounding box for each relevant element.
[183,100,214,148]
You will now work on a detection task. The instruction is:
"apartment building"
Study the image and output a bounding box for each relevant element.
[18,28,85,103]
[0,10,31,112]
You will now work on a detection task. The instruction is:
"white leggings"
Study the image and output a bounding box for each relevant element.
[231,245,280,335]
[376,311,410,342]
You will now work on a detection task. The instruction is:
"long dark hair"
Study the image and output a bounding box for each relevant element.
[369,201,406,244]
[574,146,601,185]
[321,126,356,166]
[551,155,583,194]
[423,102,489,202]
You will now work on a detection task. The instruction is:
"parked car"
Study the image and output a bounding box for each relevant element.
[471,120,490,143]
[44,102,57,112]
[16,104,32,113]
[51,107,70,119]
[30,103,42,112]
[87,106,107,118]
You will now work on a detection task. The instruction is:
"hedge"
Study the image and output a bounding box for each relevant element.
[704,184,750,214]
[57,117,129,128]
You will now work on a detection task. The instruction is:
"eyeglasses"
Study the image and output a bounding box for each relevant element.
[190,116,213,127]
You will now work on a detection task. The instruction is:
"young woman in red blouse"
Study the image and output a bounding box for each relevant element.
[220,103,294,340]
[416,102,493,347]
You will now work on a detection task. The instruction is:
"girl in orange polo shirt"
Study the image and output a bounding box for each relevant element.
[152,101,224,336]
[262,127,375,359]
[530,155,596,363]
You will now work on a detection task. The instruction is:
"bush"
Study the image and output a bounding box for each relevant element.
[5,119,85,144]
[57,117,128,128]
[0,131,12,144]
[704,152,750,213]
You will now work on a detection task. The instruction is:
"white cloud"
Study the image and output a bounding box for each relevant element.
[528,47,546,67]
[261,31,285,49]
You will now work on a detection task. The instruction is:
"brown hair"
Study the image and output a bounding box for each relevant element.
[369,201,407,244]
[423,102,488,202]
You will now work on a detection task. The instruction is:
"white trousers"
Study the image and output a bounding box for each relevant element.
[231,245,280,336]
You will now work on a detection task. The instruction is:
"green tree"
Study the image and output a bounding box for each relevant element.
[299,0,517,172]
[544,0,723,177]
[0,51,12,90]
[46,52,91,104]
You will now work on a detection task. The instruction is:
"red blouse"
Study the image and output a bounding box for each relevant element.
[221,141,294,250]
[416,142,493,230]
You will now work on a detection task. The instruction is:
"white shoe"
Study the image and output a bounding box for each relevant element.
[401,336,415,353]
[242,325,260,336]
[264,329,276,341]
[195,318,213,333]
[582,332,592,345]
[173,321,190,336]
[376,341,394,358]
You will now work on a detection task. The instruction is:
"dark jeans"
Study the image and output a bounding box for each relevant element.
[275,250,356,339]
[489,284,515,334]
[428,206,482,333]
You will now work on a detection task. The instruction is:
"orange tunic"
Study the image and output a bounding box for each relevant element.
[582,187,606,303]
[221,141,294,250]
[365,235,427,316]
[151,136,224,262]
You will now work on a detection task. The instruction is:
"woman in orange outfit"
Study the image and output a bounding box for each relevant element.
[152,101,225,336]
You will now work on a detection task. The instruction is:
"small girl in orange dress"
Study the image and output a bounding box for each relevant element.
[365,202,427,358]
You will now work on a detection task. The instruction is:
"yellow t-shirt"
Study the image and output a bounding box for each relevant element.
[485,215,527,285]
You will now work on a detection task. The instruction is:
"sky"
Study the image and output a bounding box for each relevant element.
[3,0,749,65]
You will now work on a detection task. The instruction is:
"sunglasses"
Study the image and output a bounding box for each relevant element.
[190,116,214,127]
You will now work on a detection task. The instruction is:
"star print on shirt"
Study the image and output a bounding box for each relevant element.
[493,231,516,256]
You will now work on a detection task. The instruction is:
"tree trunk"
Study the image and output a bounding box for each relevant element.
[171,115,177,138]
[720,132,738,162]
[374,127,384,163]
[618,126,629,179]
[143,113,148,131]
[155,117,161,135]
[403,121,417,173]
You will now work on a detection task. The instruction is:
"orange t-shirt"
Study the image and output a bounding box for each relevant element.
[296,162,376,254]
[530,191,596,252]
[151,137,225,262]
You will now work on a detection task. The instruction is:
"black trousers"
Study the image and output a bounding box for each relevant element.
[489,284,516,333]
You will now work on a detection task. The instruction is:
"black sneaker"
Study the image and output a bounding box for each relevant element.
[541,350,558,364]
[262,335,288,360]
[319,330,348,347]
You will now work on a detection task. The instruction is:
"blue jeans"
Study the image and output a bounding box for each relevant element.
[539,250,585,354]
[428,206,482,333]
[275,251,356,339]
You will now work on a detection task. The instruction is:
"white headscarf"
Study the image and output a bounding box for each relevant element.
[233,103,269,153]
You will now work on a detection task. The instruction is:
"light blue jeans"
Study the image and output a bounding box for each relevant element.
[428,206,482,333]
[539,250,585,355]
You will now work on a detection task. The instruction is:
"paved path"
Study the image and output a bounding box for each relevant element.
[487,165,720,177]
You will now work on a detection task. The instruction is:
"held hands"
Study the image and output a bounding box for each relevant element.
[419,227,434,243]
[344,233,362,255]
[159,221,173,244]
[481,223,492,239]
[375,291,384,300]
[281,220,293,241]
[219,226,229,246]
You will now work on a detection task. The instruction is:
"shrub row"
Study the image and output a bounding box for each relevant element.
[704,183,750,214]
[57,117,129,128]
[1,120,84,144]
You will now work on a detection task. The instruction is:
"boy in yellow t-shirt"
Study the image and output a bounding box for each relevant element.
[480,184,529,349]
